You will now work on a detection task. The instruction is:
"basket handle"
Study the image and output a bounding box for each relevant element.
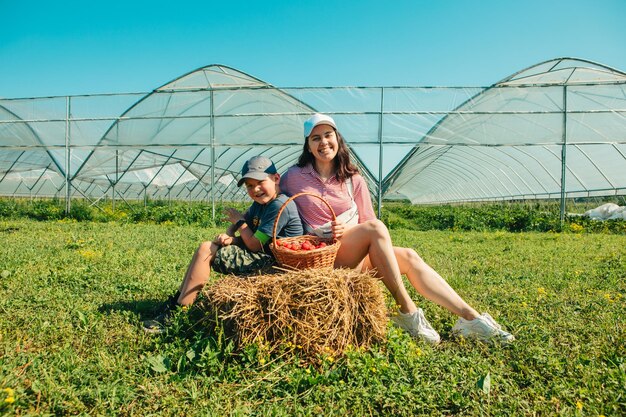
[272,192,338,247]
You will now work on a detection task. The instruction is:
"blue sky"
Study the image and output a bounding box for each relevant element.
[1,0,625,98]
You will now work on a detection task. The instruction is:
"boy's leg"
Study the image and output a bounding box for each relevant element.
[178,241,219,306]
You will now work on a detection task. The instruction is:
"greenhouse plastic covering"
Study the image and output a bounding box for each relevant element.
[1,58,625,210]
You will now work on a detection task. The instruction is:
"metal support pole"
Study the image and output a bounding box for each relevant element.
[210,89,216,221]
[113,149,118,211]
[377,87,384,218]
[560,86,567,225]
[65,96,72,214]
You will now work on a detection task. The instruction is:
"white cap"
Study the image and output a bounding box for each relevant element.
[303,113,337,138]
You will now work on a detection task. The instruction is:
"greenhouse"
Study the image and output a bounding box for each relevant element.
[1,58,625,217]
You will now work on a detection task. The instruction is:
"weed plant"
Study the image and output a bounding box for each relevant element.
[0,219,624,415]
[2,197,624,234]
[380,201,626,234]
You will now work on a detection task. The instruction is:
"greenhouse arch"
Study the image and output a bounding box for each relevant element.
[1,58,625,218]
[383,57,626,213]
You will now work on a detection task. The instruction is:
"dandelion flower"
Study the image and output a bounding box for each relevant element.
[2,388,15,404]
[576,400,583,410]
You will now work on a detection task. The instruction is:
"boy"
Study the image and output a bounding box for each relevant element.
[143,155,303,333]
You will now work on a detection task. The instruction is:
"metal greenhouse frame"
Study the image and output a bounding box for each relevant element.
[1,58,625,221]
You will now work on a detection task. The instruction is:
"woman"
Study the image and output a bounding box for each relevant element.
[281,113,514,345]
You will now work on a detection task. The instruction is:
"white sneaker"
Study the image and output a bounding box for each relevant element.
[452,313,515,345]
[391,308,441,345]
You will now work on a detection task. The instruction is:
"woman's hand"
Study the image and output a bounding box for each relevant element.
[214,233,234,246]
[331,220,347,239]
[225,208,245,224]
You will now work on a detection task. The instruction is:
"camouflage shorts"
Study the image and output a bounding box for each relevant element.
[212,244,275,276]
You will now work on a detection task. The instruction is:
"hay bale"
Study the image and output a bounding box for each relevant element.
[200,268,388,361]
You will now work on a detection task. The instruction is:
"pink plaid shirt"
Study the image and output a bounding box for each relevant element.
[280,164,376,230]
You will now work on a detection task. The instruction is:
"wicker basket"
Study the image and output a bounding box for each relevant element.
[270,192,341,269]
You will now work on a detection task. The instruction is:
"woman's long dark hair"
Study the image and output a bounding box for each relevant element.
[297,129,359,182]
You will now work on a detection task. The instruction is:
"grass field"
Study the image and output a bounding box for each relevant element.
[1,219,624,416]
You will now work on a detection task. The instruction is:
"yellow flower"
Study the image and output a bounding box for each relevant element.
[576,400,583,410]
[537,287,547,296]
[2,388,15,404]
[570,223,584,233]
[371,367,377,373]
[325,356,335,363]
[79,249,99,259]
[258,357,266,365]
[415,348,423,357]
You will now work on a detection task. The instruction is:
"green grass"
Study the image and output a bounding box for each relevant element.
[1,219,624,416]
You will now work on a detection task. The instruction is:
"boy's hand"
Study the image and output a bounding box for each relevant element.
[225,208,245,224]
[214,233,234,246]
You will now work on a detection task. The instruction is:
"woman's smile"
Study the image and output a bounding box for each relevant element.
[316,144,334,156]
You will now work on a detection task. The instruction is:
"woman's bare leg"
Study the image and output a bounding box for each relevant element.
[334,220,418,314]
[177,241,218,306]
[393,247,479,320]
